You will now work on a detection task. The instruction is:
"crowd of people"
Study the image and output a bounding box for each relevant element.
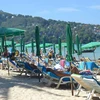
[0,45,94,78]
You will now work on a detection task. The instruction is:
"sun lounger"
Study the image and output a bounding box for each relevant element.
[19,62,41,76]
[78,61,100,77]
[37,63,76,88]
[71,74,100,100]
[8,60,23,71]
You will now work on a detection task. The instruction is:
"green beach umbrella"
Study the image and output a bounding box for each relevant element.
[15,43,20,47]
[53,43,55,57]
[31,39,34,53]
[35,26,40,57]
[40,43,53,48]
[25,43,36,47]
[23,39,25,53]
[0,27,25,52]
[35,26,41,82]
[1,37,4,52]
[0,27,25,75]
[43,36,46,53]
[0,27,25,37]
[81,42,100,50]
[76,34,80,56]
[66,24,72,61]
[26,47,28,54]
[80,43,82,55]
[66,24,73,95]
[20,38,23,53]
[58,37,62,56]
[11,37,15,53]
[72,42,75,54]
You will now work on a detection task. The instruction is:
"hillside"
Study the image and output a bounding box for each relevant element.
[0,10,100,44]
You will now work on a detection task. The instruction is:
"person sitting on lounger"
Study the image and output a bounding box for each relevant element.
[47,62,93,77]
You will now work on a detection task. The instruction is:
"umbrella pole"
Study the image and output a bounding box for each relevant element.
[70,62,74,96]
[7,57,10,75]
[38,56,41,82]
[93,52,96,61]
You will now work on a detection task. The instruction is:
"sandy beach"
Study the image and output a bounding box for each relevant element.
[0,70,100,100]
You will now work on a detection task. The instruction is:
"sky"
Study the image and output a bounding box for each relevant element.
[0,0,100,25]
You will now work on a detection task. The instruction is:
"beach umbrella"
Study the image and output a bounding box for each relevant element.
[20,38,23,53]
[31,39,34,54]
[66,24,72,61]
[66,24,73,95]
[0,27,25,37]
[23,39,25,53]
[40,43,53,48]
[0,27,25,52]
[80,43,82,55]
[81,42,100,60]
[81,42,100,50]
[11,37,15,53]
[53,43,55,58]
[72,42,75,54]
[25,47,28,54]
[0,27,25,75]
[35,26,41,82]
[25,43,36,47]
[76,34,80,56]
[1,37,4,52]
[15,43,20,47]
[58,37,62,56]
[35,26,40,57]
[43,36,46,53]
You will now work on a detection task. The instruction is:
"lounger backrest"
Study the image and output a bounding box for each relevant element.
[78,62,86,70]
[10,60,19,68]
[24,62,33,70]
[85,62,99,70]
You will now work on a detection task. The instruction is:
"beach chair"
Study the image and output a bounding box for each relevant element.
[78,61,100,77]
[71,74,100,100]
[37,63,76,88]
[7,59,25,73]
[85,61,100,75]
[19,62,41,76]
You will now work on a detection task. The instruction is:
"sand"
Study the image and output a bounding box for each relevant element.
[0,70,99,100]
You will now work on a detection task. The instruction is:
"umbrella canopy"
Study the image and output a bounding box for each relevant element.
[15,43,21,47]
[35,26,40,56]
[25,43,36,47]
[0,27,25,37]
[58,37,62,55]
[55,43,67,48]
[66,24,73,61]
[81,42,100,50]
[40,43,53,48]
[0,27,25,52]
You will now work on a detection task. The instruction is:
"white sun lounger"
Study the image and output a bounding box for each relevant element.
[71,74,100,100]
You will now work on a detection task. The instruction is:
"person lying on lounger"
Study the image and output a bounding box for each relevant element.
[46,63,93,77]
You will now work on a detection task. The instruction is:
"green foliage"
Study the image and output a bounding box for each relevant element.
[0,10,100,44]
